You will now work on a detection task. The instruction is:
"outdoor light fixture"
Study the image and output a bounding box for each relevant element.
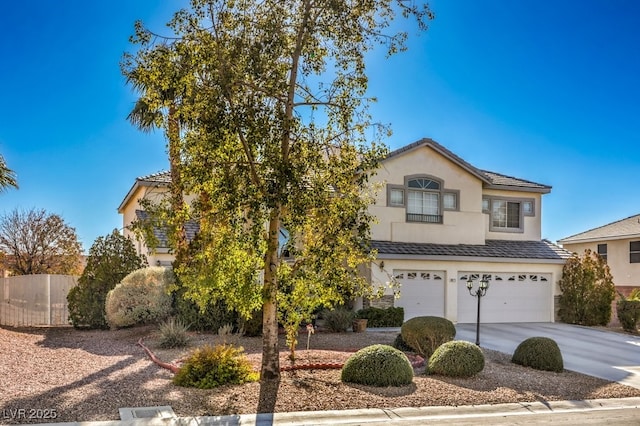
[467,276,490,346]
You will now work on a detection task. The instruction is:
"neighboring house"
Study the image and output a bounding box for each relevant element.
[118,138,571,323]
[558,214,640,295]
[364,138,571,323]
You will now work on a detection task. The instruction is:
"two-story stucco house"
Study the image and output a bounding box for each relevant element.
[364,138,571,323]
[558,214,640,296]
[118,138,571,323]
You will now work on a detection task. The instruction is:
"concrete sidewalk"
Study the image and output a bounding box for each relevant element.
[32,398,640,426]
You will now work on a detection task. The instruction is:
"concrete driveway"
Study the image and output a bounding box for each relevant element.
[455,322,640,389]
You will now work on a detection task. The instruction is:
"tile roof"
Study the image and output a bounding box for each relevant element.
[479,170,551,191]
[558,214,640,243]
[371,239,572,261]
[385,138,551,193]
[135,210,200,248]
[138,170,172,184]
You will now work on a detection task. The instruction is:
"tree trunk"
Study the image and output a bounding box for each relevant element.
[167,104,187,266]
[257,208,282,414]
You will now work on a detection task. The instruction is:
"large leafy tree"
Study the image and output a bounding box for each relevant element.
[0,153,18,192]
[124,0,432,412]
[0,207,83,275]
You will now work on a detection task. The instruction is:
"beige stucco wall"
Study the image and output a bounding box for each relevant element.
[367,258,563,323]
[562,239,640,287]
[370,145,486,245]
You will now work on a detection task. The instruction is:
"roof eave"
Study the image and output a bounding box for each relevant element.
[483,184,552,194]
[384,138,493,185]
[375,253,568,264]
[559,233,640,245]
[117,179,170,213]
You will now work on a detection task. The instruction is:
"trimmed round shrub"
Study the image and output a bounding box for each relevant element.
[511,337,564,372]
[401,316,456,358]
[341,344,413,387]
[427,341,485,377]
[105,267,174,328]
[173,344,259,389]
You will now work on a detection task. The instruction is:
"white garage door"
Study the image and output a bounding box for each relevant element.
[457,273,552,323]
[394,270,446,321]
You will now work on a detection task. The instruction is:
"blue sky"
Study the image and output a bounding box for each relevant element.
[1,1,638,251]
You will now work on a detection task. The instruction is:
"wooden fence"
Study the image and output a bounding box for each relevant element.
[0,274,77,327]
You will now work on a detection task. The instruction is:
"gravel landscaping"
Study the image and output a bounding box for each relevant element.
[1,325,639,424]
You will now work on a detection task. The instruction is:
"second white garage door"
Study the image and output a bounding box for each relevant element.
[394,270,446,321]
[457,272,552,323]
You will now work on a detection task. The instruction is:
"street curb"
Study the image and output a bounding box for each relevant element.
[26,397,640,426]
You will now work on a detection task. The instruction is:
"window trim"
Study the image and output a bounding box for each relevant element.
[483,196,535,233]
[387,184,405,207]
[597,243,608,262]
[630,241,640,264]
[386,174,460,224]
[442,189,460,212]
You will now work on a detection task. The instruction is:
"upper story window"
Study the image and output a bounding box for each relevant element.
[387,175,459,224]
[630,241,640,263]
[483,196,535,233]
[597,243,608,262]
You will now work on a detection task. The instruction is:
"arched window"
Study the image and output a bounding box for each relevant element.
[407,178,440,223]
[387,175,459,224]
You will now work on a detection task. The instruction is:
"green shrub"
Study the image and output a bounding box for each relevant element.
[322,308,355,332]
[341,344,413,387]
[392,333,414,352]
[158,318,190,348]
[401,316,456,358]
[511,337,564,372]
[239,309,263,337]
[558,250,616,326]
[427,341,484,377]
[617,298,640,332]
[174,294,239,332]
[105,267,174,328]
[173,344,259,389]
[67,230,147,329]
[355,307,404,327]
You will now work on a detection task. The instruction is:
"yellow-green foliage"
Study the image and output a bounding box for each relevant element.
[105,267,174,328]
[511,337,564,372]
[401,316,456,357]
[427,341,484,377]
[173,344,259,389]
[341,344,413,387]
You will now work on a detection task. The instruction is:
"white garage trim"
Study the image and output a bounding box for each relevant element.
[394,270,446,320]
[457,272,552,323]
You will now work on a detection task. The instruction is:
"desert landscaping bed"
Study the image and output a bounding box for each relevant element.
[1,325,639,424]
